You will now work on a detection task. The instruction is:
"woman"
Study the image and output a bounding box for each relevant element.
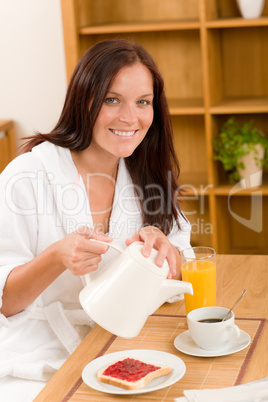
[0,39,191,400]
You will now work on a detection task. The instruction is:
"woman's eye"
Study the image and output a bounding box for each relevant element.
[104,98,118,104]
[138,99,150,105]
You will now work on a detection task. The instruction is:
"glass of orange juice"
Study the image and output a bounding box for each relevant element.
[180,247,216,314]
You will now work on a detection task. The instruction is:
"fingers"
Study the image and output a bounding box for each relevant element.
[156,244,177,277]
[76,226,113,242]
[139,227,164,259]
[156,244,177,278]
[92,232,113,242]
[125,232,140,246]
[76,226,113,254]
[128,226,158,256]
[127,226,178,277]
[153,240,177,277]
[75,255,103,276]
[154,242,170,267]
[70,254,102,276]
[141,234,156,258]
[166,249,177,277]
[76,226,95,238]
[62,226,114,276]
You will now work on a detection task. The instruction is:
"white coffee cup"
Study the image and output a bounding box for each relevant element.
[187,306,240,350]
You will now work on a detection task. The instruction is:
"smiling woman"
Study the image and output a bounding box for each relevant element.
[0,39,191,401]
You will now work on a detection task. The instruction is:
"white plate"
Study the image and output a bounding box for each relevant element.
[82,349,186,395]
[174,329,251,357]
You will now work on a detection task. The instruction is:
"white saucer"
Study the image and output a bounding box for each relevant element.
[174,330,251,357]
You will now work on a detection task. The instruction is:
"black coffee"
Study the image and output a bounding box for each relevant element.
[198,318,222,323]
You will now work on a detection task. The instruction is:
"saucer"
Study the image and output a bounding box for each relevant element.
[174,330,251,357]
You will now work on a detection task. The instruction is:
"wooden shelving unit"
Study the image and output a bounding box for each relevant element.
[60,0,268,254]
[0,120,16,173]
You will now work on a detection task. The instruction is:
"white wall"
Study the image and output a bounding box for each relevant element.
[0,0,67,146]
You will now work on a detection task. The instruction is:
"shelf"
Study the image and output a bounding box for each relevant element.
[206,17,268,29]
[79,20,201,35]
[213,184,268,196]
[179,185,212,197]
[210,97,268,114]
[168,98,205,115]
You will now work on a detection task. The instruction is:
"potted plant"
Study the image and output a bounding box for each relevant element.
[213,117,268,188]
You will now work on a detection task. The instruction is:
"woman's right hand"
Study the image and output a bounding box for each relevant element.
[1,226,113,318]
[55,226,113,276]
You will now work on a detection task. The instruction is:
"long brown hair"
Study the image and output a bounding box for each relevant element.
[23,39,184,234]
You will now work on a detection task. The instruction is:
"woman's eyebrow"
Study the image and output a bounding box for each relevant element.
[107,91,154,97]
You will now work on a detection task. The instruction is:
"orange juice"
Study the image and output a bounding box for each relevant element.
[181,260,216,314]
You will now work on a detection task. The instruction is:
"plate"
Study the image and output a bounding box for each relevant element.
[174,329,251,357]
[82,349,186,395]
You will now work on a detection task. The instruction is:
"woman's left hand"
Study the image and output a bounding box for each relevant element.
[125,226,180,279]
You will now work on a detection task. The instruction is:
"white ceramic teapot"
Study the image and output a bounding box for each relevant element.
[79,240,193,338]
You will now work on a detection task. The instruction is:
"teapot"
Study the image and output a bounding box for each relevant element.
[79,240,193,338]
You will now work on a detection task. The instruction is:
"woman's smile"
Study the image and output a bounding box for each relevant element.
[109,129,138,138]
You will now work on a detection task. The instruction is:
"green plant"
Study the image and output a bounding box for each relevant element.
[213,117,268,182]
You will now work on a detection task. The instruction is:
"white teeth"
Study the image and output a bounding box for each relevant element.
[111,129,136,137]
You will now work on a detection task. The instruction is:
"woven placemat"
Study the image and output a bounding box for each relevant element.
[64,314,266,401]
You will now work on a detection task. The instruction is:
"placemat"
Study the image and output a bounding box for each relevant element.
[64,314,266,401]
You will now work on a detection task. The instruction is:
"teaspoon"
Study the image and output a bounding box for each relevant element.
[222,289,247,321]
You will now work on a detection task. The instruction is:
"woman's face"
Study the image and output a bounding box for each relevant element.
[91,63,154,160]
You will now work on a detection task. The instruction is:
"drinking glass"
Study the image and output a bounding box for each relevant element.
[180,247,216,314]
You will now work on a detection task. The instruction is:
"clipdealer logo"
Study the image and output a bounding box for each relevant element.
[228,174,263,233]
[4,170,263,234]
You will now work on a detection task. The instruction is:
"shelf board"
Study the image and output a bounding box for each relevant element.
[168,98,205,115]
[79,20,200,35]
[213,183,268,196]
[206,16,268,29]
[210,96,268,114]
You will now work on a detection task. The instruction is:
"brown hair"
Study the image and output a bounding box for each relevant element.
[23,39,185,233]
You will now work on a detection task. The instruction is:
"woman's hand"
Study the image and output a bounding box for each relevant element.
[125,226,180,279]
[55,226,113,276]
[1,226,114,318]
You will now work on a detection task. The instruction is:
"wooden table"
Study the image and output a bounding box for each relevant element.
[35,254,268,401]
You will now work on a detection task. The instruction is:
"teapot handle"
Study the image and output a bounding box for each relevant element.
[84,239,125,285]
[89,239,125,253]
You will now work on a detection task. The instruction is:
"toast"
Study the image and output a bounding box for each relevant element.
[97,356,171,390]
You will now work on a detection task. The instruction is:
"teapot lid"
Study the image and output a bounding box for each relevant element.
[127,241,169,276]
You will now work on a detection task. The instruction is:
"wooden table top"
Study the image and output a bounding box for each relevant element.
[35,254,268,401]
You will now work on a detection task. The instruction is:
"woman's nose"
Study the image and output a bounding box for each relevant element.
[118,104,138,124]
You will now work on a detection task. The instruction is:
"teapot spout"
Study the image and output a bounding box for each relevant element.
[149,279,193,315]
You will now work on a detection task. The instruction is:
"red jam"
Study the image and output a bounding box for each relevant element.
[103,358,160,382]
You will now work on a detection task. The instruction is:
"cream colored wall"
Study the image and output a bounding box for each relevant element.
[0,0,67,144]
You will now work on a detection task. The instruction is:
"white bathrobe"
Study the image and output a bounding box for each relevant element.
[0,141,191,401]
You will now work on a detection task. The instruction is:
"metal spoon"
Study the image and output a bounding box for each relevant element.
[222,289,247,321]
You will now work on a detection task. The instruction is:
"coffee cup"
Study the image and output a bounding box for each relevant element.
[187,306,240,350]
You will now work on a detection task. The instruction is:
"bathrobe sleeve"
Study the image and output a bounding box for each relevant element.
[167,213,191,252]
[0,153,40,326]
